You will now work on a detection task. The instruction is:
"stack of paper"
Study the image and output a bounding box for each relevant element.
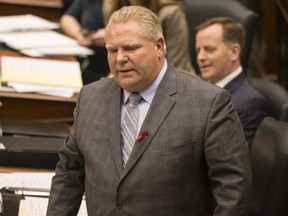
[18,197,87,216]
[0,172,87,216]
[1,55,83,97]
[0,172,54,194]
[0,14,59,33]
[0,31,77,50]
[0,14,93,57]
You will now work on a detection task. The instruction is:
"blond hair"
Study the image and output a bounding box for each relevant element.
[105,5,166,53]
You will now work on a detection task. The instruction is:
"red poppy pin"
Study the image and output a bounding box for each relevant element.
[136,130,148,141]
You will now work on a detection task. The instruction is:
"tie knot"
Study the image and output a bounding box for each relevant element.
[128,93,142,105]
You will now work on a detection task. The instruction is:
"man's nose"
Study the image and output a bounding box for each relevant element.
[197,49,206,62]
[116,49,128,63]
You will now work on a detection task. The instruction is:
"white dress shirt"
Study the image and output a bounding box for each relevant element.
[215,66,242,88]
[122,59,168,135]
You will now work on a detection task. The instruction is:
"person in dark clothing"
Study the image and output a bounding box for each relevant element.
[61,0,110,85]
[62,0,74,13]
[195,17,268,148]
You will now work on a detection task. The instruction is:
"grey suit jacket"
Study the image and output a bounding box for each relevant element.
[47,65,252,216]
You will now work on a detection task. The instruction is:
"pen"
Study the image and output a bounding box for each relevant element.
[0,191,4,216]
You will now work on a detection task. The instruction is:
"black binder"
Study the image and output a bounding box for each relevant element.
[0,136,63,169]
[1,188,23,216]
[0,119,70,138]
[0,120,69,169]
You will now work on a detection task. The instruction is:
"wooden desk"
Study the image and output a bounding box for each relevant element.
[0,0,63,22]
[0,48,78,122]
[0,166,53,173]
[0,166,54,216]
[0,90,77,122]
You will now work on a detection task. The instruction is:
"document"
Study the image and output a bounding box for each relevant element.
[1,55,83,90]
[0,172,54,198]
[0,30,93,57]
[18,197,87,216]
[7,83,77,98]
[21,45,94,57]
[0,14,93,57]
[28,45,94,57]
[1,172,54,192]
[0,14,59,33]
[0,172,88,215]
[0,30,77,50]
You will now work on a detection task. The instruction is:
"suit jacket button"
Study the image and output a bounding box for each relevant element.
[116,201,123,209]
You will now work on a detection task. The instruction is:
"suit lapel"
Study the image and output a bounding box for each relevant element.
[224,72,245,94]
[121,65,177,179]
[106,83,123,177]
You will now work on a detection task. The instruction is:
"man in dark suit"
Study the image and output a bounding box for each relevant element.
[195,17,267,148]
[47,6,252,216]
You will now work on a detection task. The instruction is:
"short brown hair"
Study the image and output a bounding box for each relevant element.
[195,17,245,54]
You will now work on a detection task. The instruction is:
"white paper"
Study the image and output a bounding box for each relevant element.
[18,197,87,216]
[0,15,93,57]
[0,173,10,190]
[1,56,83,89]
[8,82,77,98]
[0,31,77,50]
[34,45,94,56]
[20,45,94,57]
[3,172,55,192]
[0,171,87,216]
[0,30,93,57]
[0,14,59,33]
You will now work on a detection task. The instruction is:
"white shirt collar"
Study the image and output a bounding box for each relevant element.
[123,59,167,104]
[215,66,242,88]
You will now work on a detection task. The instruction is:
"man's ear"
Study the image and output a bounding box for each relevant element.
[156,37,165,57]
[231,43,241,61]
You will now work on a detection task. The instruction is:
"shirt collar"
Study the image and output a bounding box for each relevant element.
[215,66,242,88]
[123,59,168,104]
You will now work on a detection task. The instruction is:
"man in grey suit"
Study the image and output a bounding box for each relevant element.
[47,6,252,216]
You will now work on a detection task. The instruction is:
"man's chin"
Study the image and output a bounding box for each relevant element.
[118,79,140,92]
[201,72,212,81]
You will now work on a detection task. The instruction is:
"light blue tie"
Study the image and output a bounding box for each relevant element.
[121,93,142,167]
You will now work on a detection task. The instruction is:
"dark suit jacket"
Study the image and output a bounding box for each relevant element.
[224,72,267,148]
[47,65,252,216]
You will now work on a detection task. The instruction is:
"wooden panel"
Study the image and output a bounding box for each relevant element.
[262,0,277,78]
[0,0,62,8]
[0,91,77,122]
[276,0,288,22]
[0,0,63,22]
[276,0,288,89]
[0,48,78,122]
[0,166,53,172]
[252,0,288,90]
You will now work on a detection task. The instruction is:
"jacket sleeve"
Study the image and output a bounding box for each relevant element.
[204,89,252,216]
[47,92,85,216]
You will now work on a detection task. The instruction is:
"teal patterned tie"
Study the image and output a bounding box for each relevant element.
[121,93,142,167]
